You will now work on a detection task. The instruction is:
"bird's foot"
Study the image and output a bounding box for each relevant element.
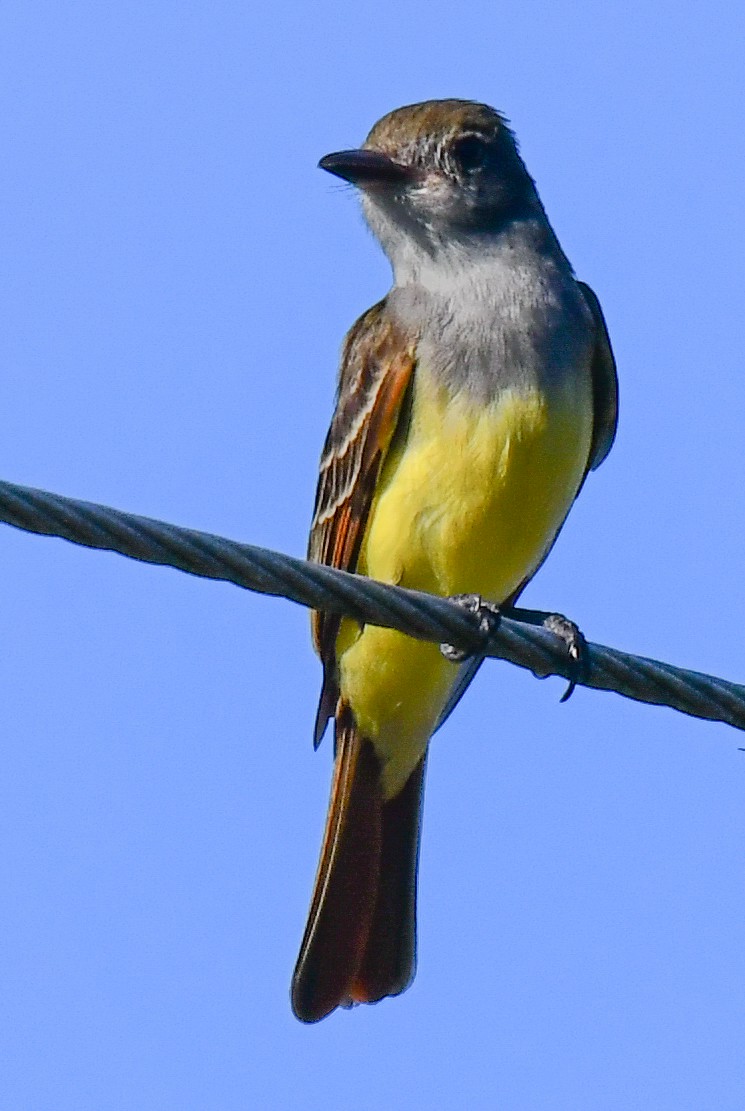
[440,594,502,663]
[509,607,588,701]
[440,598,588,701]
[542,613,588,701]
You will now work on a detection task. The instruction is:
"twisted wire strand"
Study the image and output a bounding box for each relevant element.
[0,478,742,733]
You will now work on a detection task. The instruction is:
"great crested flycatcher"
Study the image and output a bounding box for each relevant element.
[292,100,618,1023]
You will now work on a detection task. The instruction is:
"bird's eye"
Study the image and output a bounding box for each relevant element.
[451,134,490,173]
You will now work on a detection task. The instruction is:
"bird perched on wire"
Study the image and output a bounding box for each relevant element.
[292,99,618,1023]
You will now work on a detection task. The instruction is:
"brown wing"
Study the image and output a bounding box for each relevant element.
[577,280,619,473]
[309,299,416,746]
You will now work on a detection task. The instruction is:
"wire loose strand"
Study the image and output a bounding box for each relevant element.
[0,477,742,733]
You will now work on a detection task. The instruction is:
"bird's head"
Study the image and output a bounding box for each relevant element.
[319,100,541,272]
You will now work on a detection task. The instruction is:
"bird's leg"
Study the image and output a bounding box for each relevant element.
[440,597,588,702]
[439,593,503,663]
[502,606,589,702]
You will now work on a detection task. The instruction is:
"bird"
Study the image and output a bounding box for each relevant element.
[291,99,618,1023]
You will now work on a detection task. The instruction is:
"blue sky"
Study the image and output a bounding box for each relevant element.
[1,2,744,1108]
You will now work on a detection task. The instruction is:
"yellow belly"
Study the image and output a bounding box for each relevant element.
[337,369,593,797]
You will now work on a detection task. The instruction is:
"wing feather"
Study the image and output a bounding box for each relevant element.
[309,299,416,744]
[577,280,619,473]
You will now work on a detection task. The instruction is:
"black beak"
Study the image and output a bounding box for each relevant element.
[318,149,412,187]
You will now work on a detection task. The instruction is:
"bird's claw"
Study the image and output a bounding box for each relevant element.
[541,612,588,701]
[440,594,502,662]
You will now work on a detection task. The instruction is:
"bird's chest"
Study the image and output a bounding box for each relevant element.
[362,347,594,601]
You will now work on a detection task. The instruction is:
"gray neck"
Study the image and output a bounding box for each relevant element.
[383,217,592,401]
[388,213,562,286]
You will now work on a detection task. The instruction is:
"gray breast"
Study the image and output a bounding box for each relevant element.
[388,230,594,403]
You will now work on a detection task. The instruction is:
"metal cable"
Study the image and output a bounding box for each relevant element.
[0,477,742,732]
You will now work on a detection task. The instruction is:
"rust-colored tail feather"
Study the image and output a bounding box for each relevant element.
[291,705,425,1024]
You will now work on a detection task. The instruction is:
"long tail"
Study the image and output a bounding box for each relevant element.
[291,703,426,1024]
